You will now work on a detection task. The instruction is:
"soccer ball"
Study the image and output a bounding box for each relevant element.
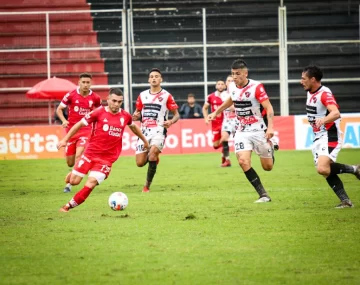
[108,192,128,211]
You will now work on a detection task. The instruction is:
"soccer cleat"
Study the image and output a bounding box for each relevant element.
[335,200,354,208]
[142,186,150,193]
[254,196,272,203]
[59,205,70,212]
[221,159,231,167]
[63,186,71,193]
[354,165,360,180]
[221,157,226,164]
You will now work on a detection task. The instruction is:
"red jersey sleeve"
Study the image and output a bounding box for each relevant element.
[135,95,143,110]
[166,94,178,110]
[254,84,269,103]
[320,92,339,108]
[94,94,102,108]
[61,92,72,106]
[82,106,102,126]
[126,111,133,125]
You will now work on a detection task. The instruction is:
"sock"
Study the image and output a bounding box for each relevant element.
[68,186,93,208]
[66,183,72,189]
[146,161,157,188]
[244,167,268,197]
[326,175,350,201]
[330,163,355,175]
[213,144,222,150]
[222,141,229,159]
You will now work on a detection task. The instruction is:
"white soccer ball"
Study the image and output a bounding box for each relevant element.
[108,192,128,211]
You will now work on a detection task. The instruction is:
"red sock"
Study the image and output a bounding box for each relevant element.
[69,186,93,208]
[213,144,222,150]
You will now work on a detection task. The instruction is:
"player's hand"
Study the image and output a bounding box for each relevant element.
[315,118,324,128]
[57,140,67,150]
[204,118,209,125]
[265,128,274,140]
[132,111,141,121]
[61,120,69,128]
[143,140,150,151]
[163,120,173,128]
[208,112,217,121]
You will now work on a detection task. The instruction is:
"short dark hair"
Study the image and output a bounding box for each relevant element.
[148,68,162,76]
[231,59,248,70]
[109,88,123,96]
[79,72,92,79]
[187,93,195,98]
[303,65,323,81]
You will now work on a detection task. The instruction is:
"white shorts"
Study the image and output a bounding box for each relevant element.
[136,127,165,154]
[221,118,237,133]
[311,135,342,165]
[233,131,273,158]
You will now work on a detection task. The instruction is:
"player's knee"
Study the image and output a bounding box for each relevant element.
[238,158,250,169]
[262,164,273,171]
[136,160,146,167]
[317,166,330,176]
[69,177,81,185]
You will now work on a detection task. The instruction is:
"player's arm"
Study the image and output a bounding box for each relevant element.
[164,109,180,128]
[202,102,210,124]
[208,97,233,120]
[261,99,274,139]
[132,109,142,121]
[57,120,85,150]
[56,104,69,128]
[128,124,149,151]
[315,104,340,128]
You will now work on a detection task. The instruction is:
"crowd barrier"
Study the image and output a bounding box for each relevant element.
[1,114,359,160]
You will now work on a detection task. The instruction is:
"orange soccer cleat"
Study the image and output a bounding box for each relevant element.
[142,186,150,193]
[221,159,231,167]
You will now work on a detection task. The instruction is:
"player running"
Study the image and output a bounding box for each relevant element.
[219,75,237,167]
[132,68,180,193]
[57,88,149,212]
[202,80,226,165]
[56,73,102,193]
[208,59,276,203]
[301,65,360,208]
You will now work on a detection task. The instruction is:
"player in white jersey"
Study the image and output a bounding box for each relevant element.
[301,65,360,208]
[219,75,237,167]
[208,59,276,203]
[132,68,180,193]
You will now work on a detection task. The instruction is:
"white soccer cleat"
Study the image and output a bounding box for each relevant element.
[254,196,272,203]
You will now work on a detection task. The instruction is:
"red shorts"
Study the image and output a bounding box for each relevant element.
[65,131,90,156]
[73,154,112,180]
[211,123,222,143]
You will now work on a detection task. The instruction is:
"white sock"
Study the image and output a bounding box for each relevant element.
[66,183,72,189]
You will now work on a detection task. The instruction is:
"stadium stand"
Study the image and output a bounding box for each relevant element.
[0,0,359,125]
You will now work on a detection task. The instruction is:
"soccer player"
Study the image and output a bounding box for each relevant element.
[57,88,149,212]
[56,73,102,193]
[300,65,360,208]
[202,80,226,165]
[208,59,276,203]
[132,68,180,193]
[219,75,237,167]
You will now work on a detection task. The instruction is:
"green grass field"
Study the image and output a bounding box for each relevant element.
[1,150,360,285]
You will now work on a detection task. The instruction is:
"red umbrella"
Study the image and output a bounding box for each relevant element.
[26,77,77,100]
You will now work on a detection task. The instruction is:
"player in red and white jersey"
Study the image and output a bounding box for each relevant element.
[301,65,360,208]
[132,68,180,193]
[208,59,276,203]
[57,88,149,212]
[202,80,226,165]
[219,75,237,167]
[56,73,102,193]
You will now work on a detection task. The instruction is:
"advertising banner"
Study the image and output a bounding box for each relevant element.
[0,116,296,160]
[294,113,360,150]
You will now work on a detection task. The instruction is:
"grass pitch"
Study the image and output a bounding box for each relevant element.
[1,150,360,285]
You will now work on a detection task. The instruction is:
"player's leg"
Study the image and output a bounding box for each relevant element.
[313,140,353,208]
[234,132,271,203]
[143,145,161,192]
[220,130,231,167]
[135,137,150,167]
[212,126,223,164]
[60,161,110,212]
[63,140,76,193]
